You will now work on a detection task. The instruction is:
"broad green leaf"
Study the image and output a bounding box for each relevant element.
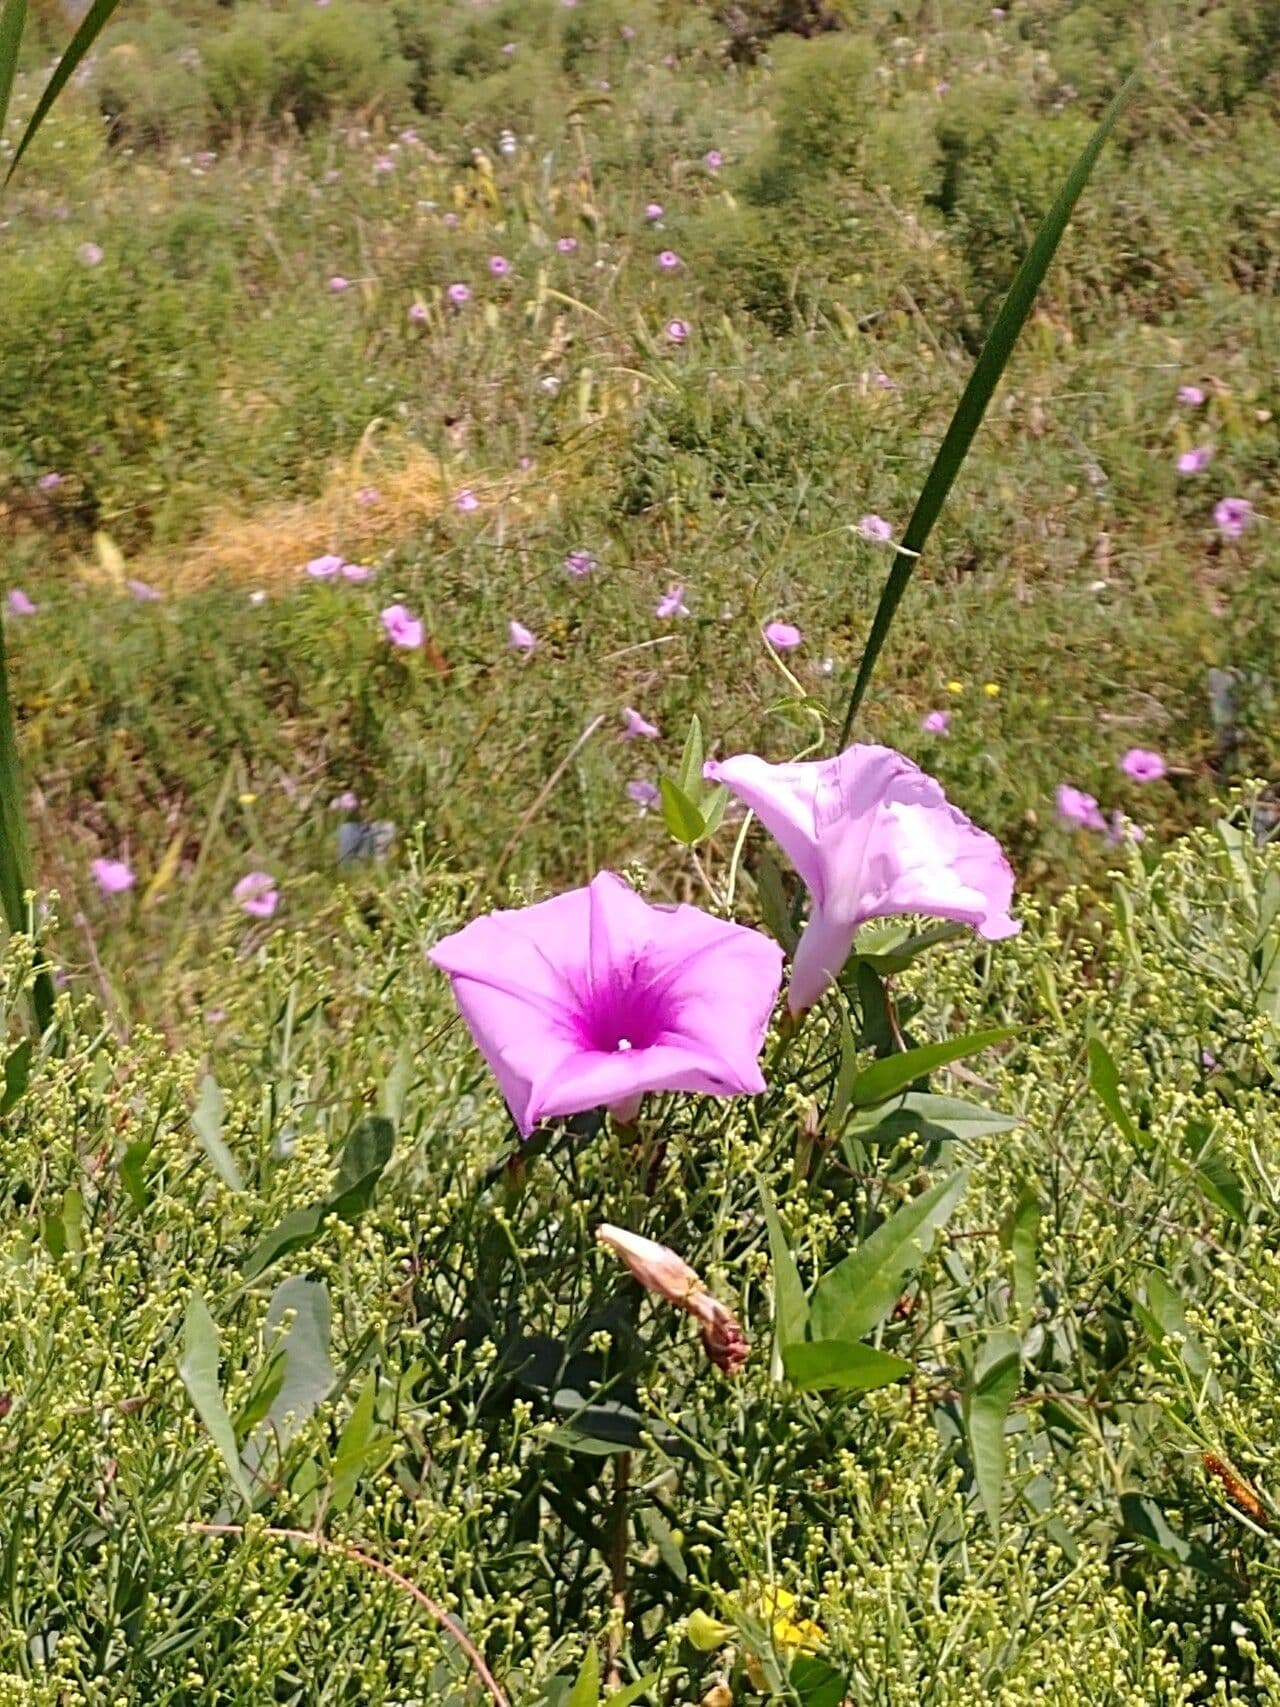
[755,852,797,952]
[1086,1036,1143,1147]
[192,1074,245,1193]
[120,1138,150,1213]
[658,776,705,846]
[852,921,966,974]
[838,69,1140,744]
[0,0,27,145]
[606,1675,657,1707]
[964,1335,1021,1532]
[1,1038,31,1116]
[810,1170,967,1343]
[61,1186,83,1256]
[758,1180,808,1352]
[852,1092,1021,1144]
[850,1027,1019,1108]
[782,1339,913,1393]
[676,714,705,802]
[7,0,128,180]
[1138,1268,1210,1384]
[177,1293,252,1505]
[827,1008,861,1131]
[699,784,728,840]
[233,1347,287,1438]
[329,1373,378,1513]
[789,1654,847,1707]
[566,1642,600,1707]
[241,1277,335,1483]
[243,1203,326,1281]
[1001,1188,1041,1317]
[332,1115,395,1209]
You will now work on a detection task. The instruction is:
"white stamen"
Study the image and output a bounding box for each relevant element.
[616,1037,633,1052]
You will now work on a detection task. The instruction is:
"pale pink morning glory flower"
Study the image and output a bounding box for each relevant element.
[665,318,689,344]
[645,203,664,222]
[921,710,951,734]
[447,282,472,306]
[622,707,660,739]
[873,370,895,391]
[703,149,723,169]
[374,156,395,174]
[1057,784,1106,832]
[1178,385,1206,406]
[37,472,62,492]
[234,871,279,919]
[557,236,578,253]
[331,790,359,810]
[328,275,350,293]
[509,620,537,652]
[1177,446,1212,475]
[409,302,428,324]
[1119,747,1166,782]
[858,513,893,542]
[7,589,36,616]
[655,583,689,619]
[341,562,373,582]
[356,485,381,506]
[381,604,424,648]
[428,870,784,1135]
[1215,497,1254,539]
[455,489,480,514]
[763,621,802,651]
[305,553,344,579]
[78,242,103,266]
[706,745,1019,1013]
[627,779,660,812]
[1107,811,1146,845]
[565,549,597,578]
[657,250,681,271]
[91,857,134,895]
[126,578,162,601]
[488,255,511,277]
[620,23,636,38]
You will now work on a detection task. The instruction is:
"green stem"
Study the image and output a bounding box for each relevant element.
[0,615,54,1034]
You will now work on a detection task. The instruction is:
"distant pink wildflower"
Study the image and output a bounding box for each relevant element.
[1057,784,1106,832]
[557,236,578,253]
[331,790,359,811]
[1214,497,1254,539]
[488,255,511,277]
[341,562,373,583]
[381,604,424,649]
[92,857,134,895]
[328,275,350,293]
[305,554,344,579]
[373,155,395,174]
[645,203,664,222]
[37,472,63,492]
[622,707,660,739]
[234,871,279,919]
[763,621,802,651]
[455,489,480,514]
[356,486,382,506]
[6,589,36,616]
[1177,446,1212,475]
[78,242,103,266]
[509,620,537,652]
[665,318,689,345]
[627,779,660,813]
[564,549,597,578]
[127,578,162,601]
[409,302,428,324]
[657,250,681,271]
[447,282,472,306]
[921,710,951,734]
[858,514,893,542]
[1119,747,1166,782]
[703,149,723,170]
[1178,385,1206,406]
[655,584,689,619]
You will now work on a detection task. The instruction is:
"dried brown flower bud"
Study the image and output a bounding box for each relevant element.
[596,1224,749,1375]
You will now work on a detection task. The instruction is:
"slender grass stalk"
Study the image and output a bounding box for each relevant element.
[837,70,1141,751]
[6,0,126,181]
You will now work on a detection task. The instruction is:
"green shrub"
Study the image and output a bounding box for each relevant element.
[202,14,282,134]
[94,38,213,149]
[273,3,412,131]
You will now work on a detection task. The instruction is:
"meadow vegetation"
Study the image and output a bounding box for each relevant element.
[0,0,1278,1700]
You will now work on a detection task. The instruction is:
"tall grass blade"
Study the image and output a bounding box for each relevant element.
[6,0,125,181]
[0,0,28,142]
[0,619,53,1031]
[837,70,1140,749]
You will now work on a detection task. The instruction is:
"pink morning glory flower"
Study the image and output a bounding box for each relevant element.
[1214,497,1254,539]
[91,857,134,896]
[455,489,480,514]
[488,255,511,277]
[703,149,723,170]
[428,870,784,1135]
[622,707,660,739]
[509,620,537,652]
[341,562,373,582]
[381,604,424,648]
[858,514,893,542]
[921,710,951,734]
[409,302,428,324]
[305,553,344,579]
[78,242,103,266]
[1119,747,1166,782]
[328,275,350,293]
[234,871,279,919]
[37,472,62,492]
[557,236,578,253]
[1057,784,1106,832]
[447,282,472,306]
[655,584,689,619]
[331,790,359,810]
[126,578,162,601]
[7,589,36,616]
[645,202,664,221]
[373,155,395,174]
[1178,385,1206,406]
[706,745,1019,1013]
[565,549,597,578]
[665,318,689,344]
[1177,446,1212,475]
[657,250,681,271]
[356,486,382,506]
[627,779,660,812]
[763,621,802,651]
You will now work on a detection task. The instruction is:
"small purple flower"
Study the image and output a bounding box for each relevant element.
[858,513,893,542]
[328,275,350,293]
[565,549,597,578]
[373,155,395,174]
[873,370,896,391]
[656,250,681,271]
[37,472,63,493]
[331,790,359,811]
[77,242,103,267]
[447,281,472,306]
[355,485,382,506]
[1178,384,1206,406]
[408,302,428,324]
[509,620,537,653]
[305,553,344,579]
[665,318,689,345]
[1214,497,1254,539]
[7,589,36,617]
[626,779,660,814]
[655,583,689,619]
[703,149,723,170]
[455,488,480,514]
[622,707,660,740]
[921,710,951,735]
[1056,784,1106,832]
[92,857,135,896]
[557,235,578,254]
[234,871,279,919]
[1119,747,1166,782]
[645,202,664,222]
[382,604,424,649]
[1177,445,1212,475]
[763,620,802,651]
[126,578,162,601]
[341,562,373,583]
[488,255,511,277]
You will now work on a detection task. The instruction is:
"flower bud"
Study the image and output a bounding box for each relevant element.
[595,1224,749,1374]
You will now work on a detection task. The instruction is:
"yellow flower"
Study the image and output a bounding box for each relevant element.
[238,792,257,806]
[982,681,1001,698]
[946,679,964,695]
[760,1588,825,1653]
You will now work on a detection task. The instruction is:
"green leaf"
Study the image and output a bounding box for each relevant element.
[0,0,27,152]
[788,1654,848,1707]
[755,852,797,953]
[177,1293,252,1505]
[852,921,966,974]
[1,1038,31,1116]
[658,776,705,846]
[606,1676,657,1707]
[850,1027,1019,1108]
[852,1092,1021,1144]
[1086,1036,1143,1148]
[837,70,1139,745]
[964,1335,1021,1532]
[827,1009,861,1132]
[758,1180,808,1352]
[1138,1268,1210,1384]
[243,1204,327,1281]
[676,713,705,802]
[809,1170,968,1343]
[566,1642,600,1707]
[241,1277,335,1484]
[1001,1188,1041,1317]
[7,0,128,181]
[332,1115,395,1212]
[699,784,728,841]
[192,1074,245,1193]
[329,1373,378,1513]
[782,1339,913,1393]
[120,1138,151,1213]
[0,621,54,1034]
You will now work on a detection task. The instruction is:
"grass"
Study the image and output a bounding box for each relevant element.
[0,0,1278,1700]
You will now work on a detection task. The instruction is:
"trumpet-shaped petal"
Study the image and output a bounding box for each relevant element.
[429,871,783,1135]
[705,746,1018,1012]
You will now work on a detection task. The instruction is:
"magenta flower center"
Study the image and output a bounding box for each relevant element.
[570,962,670,1055]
